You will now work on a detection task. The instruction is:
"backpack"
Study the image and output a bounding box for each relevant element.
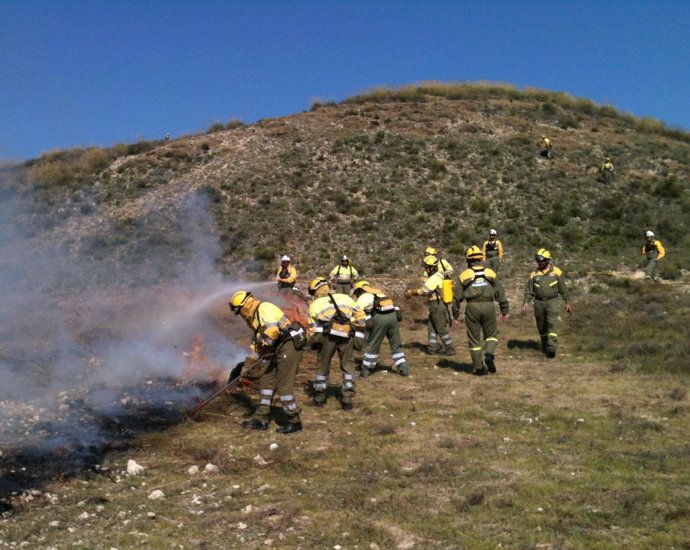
[327,295,352,338]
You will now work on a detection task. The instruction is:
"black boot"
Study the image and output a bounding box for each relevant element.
[485,353,496,374]
[276,422,303,434]
[473,367,488,376]
[341,400,354,410]
[545,348,556,359]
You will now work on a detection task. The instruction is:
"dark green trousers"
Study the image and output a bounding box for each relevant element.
[534,298,561,353]
[464,302,499,371]
[254,340,303,424]
[313,334,356,403]
[428,301,453,351]
[361,312,406,372]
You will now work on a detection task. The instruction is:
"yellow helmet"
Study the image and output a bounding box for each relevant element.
[229,290,252,314]
[423,255,439,267]
[535,248,551,262]
[424,246,437,256]
[353,280,370,292]
[308,277,330,296]
[465,245,483,260]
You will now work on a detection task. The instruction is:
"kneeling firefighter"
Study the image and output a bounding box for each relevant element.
[307,277,366,410]
[352,280,408,377]
[229,290,306,434]
[453,246,509,376]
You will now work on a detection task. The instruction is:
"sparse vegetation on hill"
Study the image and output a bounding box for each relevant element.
[1,82,690,548]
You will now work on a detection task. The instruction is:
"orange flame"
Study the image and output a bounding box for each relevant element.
[183,334,225,382]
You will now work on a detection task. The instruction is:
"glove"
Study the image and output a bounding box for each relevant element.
[227,361,244,384]
[404,289,417,299]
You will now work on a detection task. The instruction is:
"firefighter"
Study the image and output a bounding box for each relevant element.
[424,246,453,278]
[405,255,456,355]
[601,156,615,182]
[541,135,553,159]
[522,249,572,358]
[229,290,305,434]
[641,230,666,282]
[329,255,359,295]
[307,277,366,410]
[352,280,408,377]
[275,255,297,291]
[482,229,504,273]
[453,246,509,375]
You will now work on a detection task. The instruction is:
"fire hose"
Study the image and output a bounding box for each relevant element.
[190,355,270,416]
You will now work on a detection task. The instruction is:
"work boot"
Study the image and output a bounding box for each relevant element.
[276,422,303,435]
[545,348,556,359]
[440,346,457,356]
[341,400,354,411]
[359,368,371,378]
[473,367,488,376]
[396,364,409,376]
[242,418,268,430]
[485,353,496,374]
[309,396,326,407]
[426,346,438,355]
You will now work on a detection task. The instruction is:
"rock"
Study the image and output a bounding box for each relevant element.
[253,454,268,466]
[242,504,255,514]
[269,443,278,451]
[187,465,199,475]
[78,511,90,520]
[147,512,156,519]
[127,459,145,476]
[148,490,165,501]
[204,463,219,473]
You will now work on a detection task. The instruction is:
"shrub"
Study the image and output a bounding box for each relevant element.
[207,122,225,134]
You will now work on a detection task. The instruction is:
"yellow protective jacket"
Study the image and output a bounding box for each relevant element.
[276,264,297,284]
[308,293,366,336]
[455,266,509,314]
[523,265,570,304]
[641,239,665,260]
[601,161,614,172]
[329,264,359,284]
[422,257,453,279]
[355,287,396,318]
[246,301,292,359]
[482,239,504,260]
[416,271,445,302]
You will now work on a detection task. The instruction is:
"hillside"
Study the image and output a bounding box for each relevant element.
[3,83,690,285]
[1,83,690,547]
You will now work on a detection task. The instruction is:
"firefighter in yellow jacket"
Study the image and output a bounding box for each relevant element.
[641,230,666,282]
[424,246,453,278]
[229,290,305,434]
[405,255,456,355]
[352,280,408,377]
[482,229,504,273]
[453,246,509,375]
[307,277,366,409]
[275,255,297,290]
[329,256,359,295]
[522,249,572,358]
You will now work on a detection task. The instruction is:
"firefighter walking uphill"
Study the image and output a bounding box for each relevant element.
[641,230,666,282]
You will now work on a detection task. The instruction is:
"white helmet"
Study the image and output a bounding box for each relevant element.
[645,231,654,238]
[281,255,291,262]
[489,229,497,236]
[341,255,349,261]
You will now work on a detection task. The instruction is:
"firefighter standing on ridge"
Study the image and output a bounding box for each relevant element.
[453,246,509,376]
[641,230,666,282]
[229,290,305,434]
[482,229,504,273]
[307,277,366,410]
[405,255,456,356]
[329,256,359,295]
[276,255,297,291]
[352,280,408,377]
[522,249,572,359]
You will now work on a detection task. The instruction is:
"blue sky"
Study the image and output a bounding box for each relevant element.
[1,0,689,161]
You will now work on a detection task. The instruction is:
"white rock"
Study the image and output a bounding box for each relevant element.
[49,521,60,528]
[204,463,219,473]
[242,504,255,514]
[78,511,90,520]
[253,454,268,466]
[148,490,165,501]
[237,522,248,530]
[269,443,279,451]
[147,512,156,519]
[127,459,145,476]
[187,465,199,475]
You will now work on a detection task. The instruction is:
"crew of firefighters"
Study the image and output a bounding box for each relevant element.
[227,224,666,434]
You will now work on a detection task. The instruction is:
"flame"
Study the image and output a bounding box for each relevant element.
[182,334,225,382]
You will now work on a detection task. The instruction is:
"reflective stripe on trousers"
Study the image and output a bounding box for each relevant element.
[313,373,328,391]
[260,389,274,407]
